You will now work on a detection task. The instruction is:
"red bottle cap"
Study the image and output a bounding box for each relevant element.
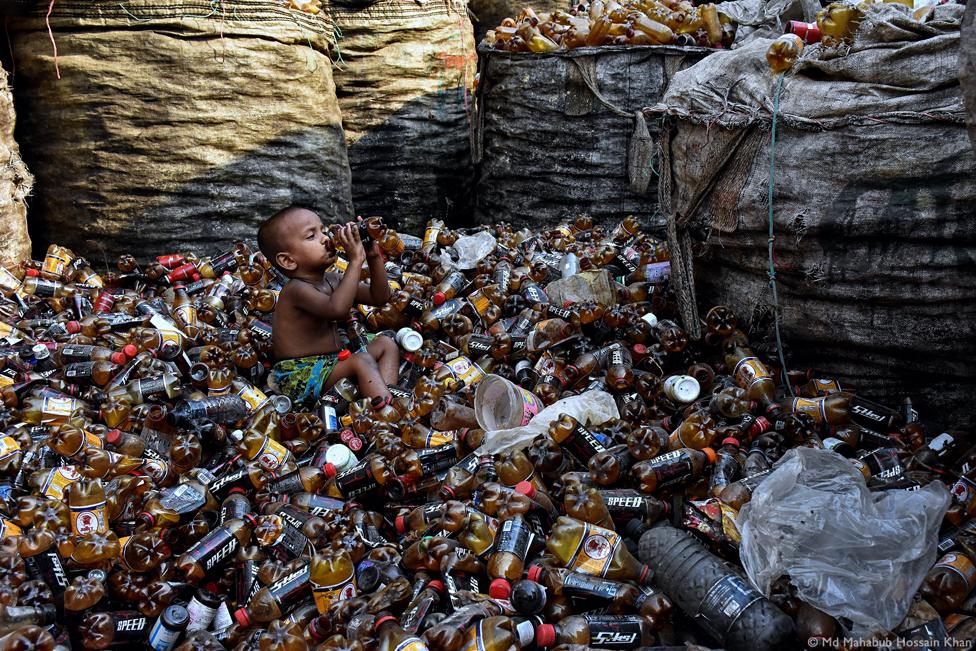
[489,578,511,600]
[66,321,81,334]
[721,437,740,448]
[233,608,251,628]
[427,579,445,593]
[638,564,653,585]
[373,615,398,631]
[440,484,456,499]
[787,20,821,44]
[244,514,259,527]
[228,487,247,496]
[702,447,718,464]
[25,268,39,277]
[110,352,127,365]
[515,480,536,499]
[105,429,122,445]
[632,343,648,356]
[324,463,337,479]
[122,344,138,359]
[395,515,407,534]
[338,349,352,361]
[526,565,544,583]
[535,624,556,648]
[432,292,446,305]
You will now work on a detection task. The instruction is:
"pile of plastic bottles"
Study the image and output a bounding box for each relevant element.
[0,215,968,651]
[482,0,735,52]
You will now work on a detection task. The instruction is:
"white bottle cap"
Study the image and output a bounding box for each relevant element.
[641,312,659,328]
[325,444,357,473]
[395,327,424,352]
[664,375,701,403]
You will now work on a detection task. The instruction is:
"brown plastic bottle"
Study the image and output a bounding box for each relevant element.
[535,614,657,648]
[588,444,634,486]
[921,551,976,613]
[78,610,153,649]
[627,425,668,461]
[487,513,534,590]
[176,516,256,584]
[549,414,609,466]
[374,613,429,651]
[524,566,672,619]
[724,336,776,409]
[67,478,109,538]
[563,484,613,530]
[546,517,652,585]
[310,549,357,614]
[117,532,170,573]
[632,448,716,494]
[422,601,505,651]
[234,561,311,626]
[667,412,717,452]
[0,625,54,651]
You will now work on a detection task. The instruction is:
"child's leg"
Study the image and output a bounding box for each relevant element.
[367,335,400,386]
[323,353,391,401]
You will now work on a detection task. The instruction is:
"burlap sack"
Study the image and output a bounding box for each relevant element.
[962,1,976,149]
[9,0,352,257]
[473,45,711,233]
[329,0,477,231]
[657,3,976,429]
[0,65,31,266]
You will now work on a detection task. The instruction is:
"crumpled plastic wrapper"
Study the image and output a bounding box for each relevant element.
[737,447,950,634]
[476,389,620,455]
[446,231,497,270]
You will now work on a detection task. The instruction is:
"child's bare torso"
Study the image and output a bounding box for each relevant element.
[271,274,343,360]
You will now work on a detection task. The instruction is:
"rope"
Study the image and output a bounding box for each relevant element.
[46,0,60,79]
[569,57,632,119]
[768,73,793,396]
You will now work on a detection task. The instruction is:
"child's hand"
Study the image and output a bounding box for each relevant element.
[336,223,366,263]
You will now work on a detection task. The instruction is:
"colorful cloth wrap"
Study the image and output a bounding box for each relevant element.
[271,334,374,408]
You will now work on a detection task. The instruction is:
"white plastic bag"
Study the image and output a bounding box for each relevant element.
[475,389,620,455]
[737,447,950,634]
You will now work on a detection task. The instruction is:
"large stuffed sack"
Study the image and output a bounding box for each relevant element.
[0,65,31,266]
[963,1,976,148]
[658,3,976,430]
[10,0,352,257]
[474,46,711,233]
[329,0,477,232]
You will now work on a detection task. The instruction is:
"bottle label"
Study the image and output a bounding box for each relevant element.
[561,571,622,600]
[694,574,763,641]
[187,527,240,571]
[267,470,307,495]
[849,395,897,432]
[429,300,461,321]
[39,466,80,499]
[209,467,248,499]
[70,500,107,536]
[312,574,357,613]
[40,396,78,423]
[160,483,206,513]
[254,436,289,471]
[267,562,311,606]
[394,637,428,651]
[936,553,976,591]
[148,617,181,651]
[113,612,151,643]
[563,422,609,465]
[23,548,68,596]
[790,397,828,424]
[582,615,644,648]
[565,522,622,578]
[648,450,694,489]
[0,516,22,538]
[459,621,486,651]
[523,283,548,305]
[443,356,486,388]
[0,436,20,463]
[641,261,671,283]
[601,491,650,520]
[467,290,494,318]
[273,508,314,558]
[335,458,379,499]
[42,250,71,278]
[138,458,171,484]
[733,357,772,389]
[495,519,533,560]
[237,383,269,412]
[465,335,494,354]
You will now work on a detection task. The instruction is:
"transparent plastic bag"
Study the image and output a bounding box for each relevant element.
[448,231,497,270]
[737,447,950,634]
[475,389,620,455]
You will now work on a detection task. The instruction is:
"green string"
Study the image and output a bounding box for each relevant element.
[768,73,793,395]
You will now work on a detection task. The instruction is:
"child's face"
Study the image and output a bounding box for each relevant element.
[278,210,336,273]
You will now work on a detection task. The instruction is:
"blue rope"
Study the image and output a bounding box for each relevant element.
[768,73,793,396]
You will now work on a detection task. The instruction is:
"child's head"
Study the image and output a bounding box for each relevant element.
[258,206,336,276]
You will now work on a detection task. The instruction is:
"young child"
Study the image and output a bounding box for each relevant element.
[257,206,399,408]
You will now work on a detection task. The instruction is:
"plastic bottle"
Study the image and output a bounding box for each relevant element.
[547,517,652,584]
[638,525,794,650]
[632,448,716,494]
